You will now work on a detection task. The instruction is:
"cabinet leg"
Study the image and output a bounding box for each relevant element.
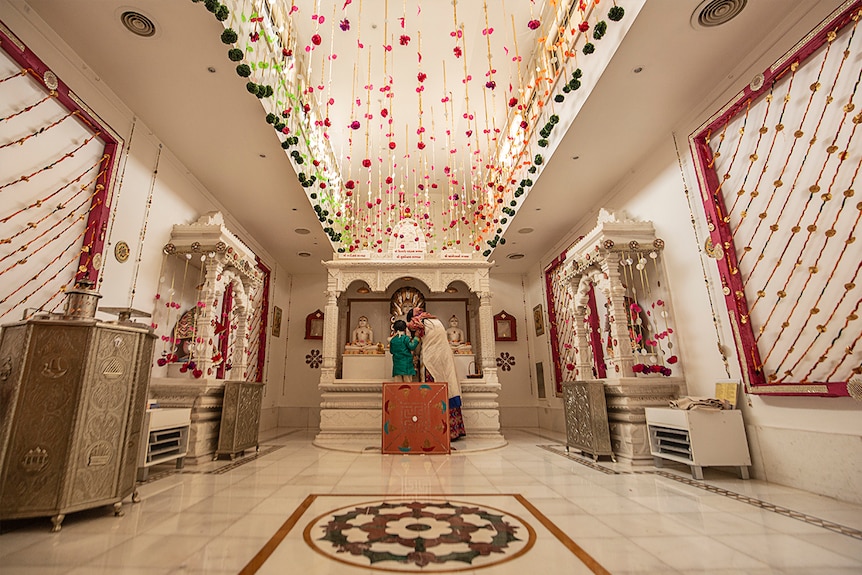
[50,514,65,532]
[132,490,141,504]
[691,465,704,480]
[175,457,185,470]
[739,466,750,480]
[113,502,124,517]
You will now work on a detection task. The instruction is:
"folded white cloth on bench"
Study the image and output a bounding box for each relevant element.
[669,396,732,411]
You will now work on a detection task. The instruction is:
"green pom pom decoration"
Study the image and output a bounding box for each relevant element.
[255,84,266,98]
[524,178,533,186]
[204,0,219,13]
[228,48,244,62]
[550,114,559,124]
[572,68,583,79]
[538,139,549,148]
[264,85,274,97]
[266,113,277,124]
[583,43,595,55]
[246,81,257,94]
[593,21,607,40]
[483,250,491,257]
[310,192,317,199]
[215,5,229,21]
[221,29,238,44]
[554,94,564,103]
[608,6,625,21]
[499,238,506,245]
[501,217,508,224]
[274,122,285,131]
[562,85,571,94]
[527,166,537,174]
[534,154,544,165]
[569,79,581,91]
[281,140,291,149]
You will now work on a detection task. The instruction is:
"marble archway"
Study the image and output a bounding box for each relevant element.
[313,258,506,451]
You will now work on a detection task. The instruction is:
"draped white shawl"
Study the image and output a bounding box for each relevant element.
[420,317,461,398]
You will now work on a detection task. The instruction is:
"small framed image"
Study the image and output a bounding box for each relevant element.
[271,306,283,338]
[493,310,517,342]
[533,304,545,336]
[305,309,324,340]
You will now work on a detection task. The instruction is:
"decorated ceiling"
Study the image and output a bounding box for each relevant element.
[201,0,631,256]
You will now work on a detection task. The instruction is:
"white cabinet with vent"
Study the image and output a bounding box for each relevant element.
[645,407,751,480]
[138,408,191,481]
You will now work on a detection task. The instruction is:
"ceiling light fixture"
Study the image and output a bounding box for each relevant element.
[294,228,311,235]
[297,251,312,257]
[120,11,156,37]
[691,0,747,29]
[632,66,644,74]
[207,66,216,73]
[517,228,534,234]
[507,253,525,260]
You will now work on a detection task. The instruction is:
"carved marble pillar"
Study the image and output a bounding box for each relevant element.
[573,305,593,380]
[320,289,340,385]
[476,291,498,385]
[232,286,249,379]
[602,251,636,378]
[195,259,223,378]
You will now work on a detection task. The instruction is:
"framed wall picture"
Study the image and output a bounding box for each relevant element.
[305,309,324,339]
[533,304,545,336]
[271,306,283,338]
[493,310,517,342]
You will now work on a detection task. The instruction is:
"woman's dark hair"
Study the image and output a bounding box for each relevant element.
[393,319,407,332]
[406,308,415,322]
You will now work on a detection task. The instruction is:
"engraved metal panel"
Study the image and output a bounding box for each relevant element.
[562,381,614,461]
[216,381,264,459]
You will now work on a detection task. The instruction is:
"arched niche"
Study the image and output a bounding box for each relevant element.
[314,257,505,451]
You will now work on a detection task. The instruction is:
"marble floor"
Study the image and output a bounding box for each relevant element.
[1,428,861,574]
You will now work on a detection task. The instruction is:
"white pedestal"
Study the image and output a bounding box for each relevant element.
[342,354,391,380]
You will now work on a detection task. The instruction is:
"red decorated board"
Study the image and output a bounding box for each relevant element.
[382,383,450,454]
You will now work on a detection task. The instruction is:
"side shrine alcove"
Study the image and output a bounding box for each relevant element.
[147,212,268,463]
[556,210,686,464]
[313,256,506,452]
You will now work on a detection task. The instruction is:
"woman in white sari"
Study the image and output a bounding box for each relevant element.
[406,307,465,440]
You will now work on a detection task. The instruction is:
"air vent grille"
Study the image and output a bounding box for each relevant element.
[121,11,156,37]
[692,0,747,29]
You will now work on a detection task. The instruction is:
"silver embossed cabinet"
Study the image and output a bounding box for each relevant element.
[562,381,616,462]
[0,312,154,531]
[215,380,264,460]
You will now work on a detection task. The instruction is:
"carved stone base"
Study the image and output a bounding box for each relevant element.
[603,377,683,465]
[148,378,226,464]
[314,380,506,452]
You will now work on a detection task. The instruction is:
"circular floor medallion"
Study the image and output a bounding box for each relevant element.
[304,498,536,572]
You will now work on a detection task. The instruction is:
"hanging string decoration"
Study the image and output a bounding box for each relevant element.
[196,0,631,256]
[691,3,862,397]
[0,34,119,322]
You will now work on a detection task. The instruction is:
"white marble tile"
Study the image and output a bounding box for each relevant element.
[629,535,769,571]
[716,533,862,569]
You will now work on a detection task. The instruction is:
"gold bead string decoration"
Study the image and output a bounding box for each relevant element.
[730,61,800,252]
[126,143,162,308]
[0,91,56,125]
[99,117,136,292]
[693,3,862,394]
[743,22,854,286]
[821,297,862,380]
[0,160,105,224]
[752,59,861,340]
[674,132,731,377]
[0,132,101,193]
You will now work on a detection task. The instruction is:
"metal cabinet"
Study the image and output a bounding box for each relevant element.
[562,381,615,461]
[215,381,264,460]
[0,315,154,531]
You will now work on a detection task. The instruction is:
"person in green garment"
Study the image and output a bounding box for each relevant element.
[389,319,419,382]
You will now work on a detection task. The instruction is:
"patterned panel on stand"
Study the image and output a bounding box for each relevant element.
[2,325,84,513]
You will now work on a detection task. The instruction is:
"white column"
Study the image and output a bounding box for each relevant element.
[320,288,340,385]
[477,290,498,385]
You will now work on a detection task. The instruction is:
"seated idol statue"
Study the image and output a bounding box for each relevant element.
[446,315,471,353]
[345,316,376,353]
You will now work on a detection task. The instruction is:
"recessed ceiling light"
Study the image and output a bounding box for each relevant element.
[259,153,266,158]
[518,228,534,234]
[294,228,311,234]
[207,66,216,73]
[507,253,525,260]
[571,155,580,160]
[297,251,312,257]
[120,11,156,37]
